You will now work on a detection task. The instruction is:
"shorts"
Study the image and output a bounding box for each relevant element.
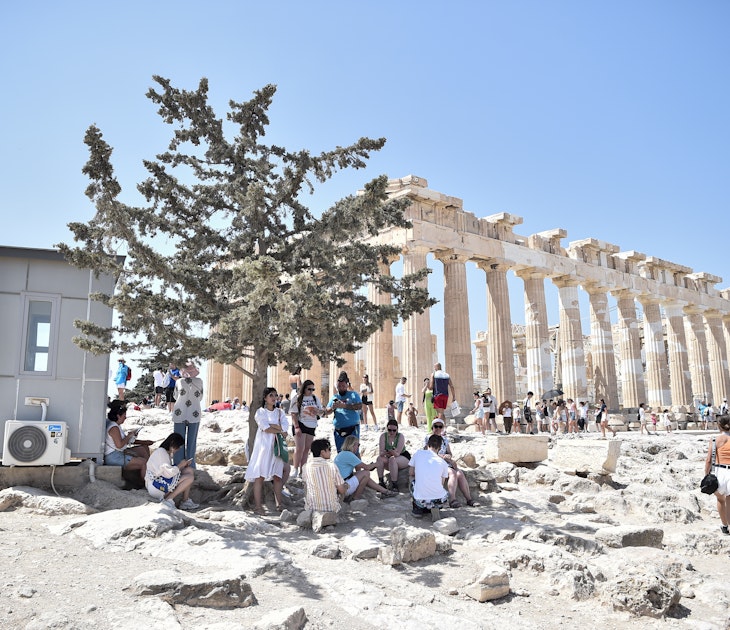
[488,412,496,419]
[116,383,126,390]
[433,394,448,410]
[361,395,373,405]
[155,386,164,394]
[397,400,405,413]
[293,423,316,437]
[344,476,360,497]
[104,450,133,466]
[716,467,730,496]
[164,387,176,403]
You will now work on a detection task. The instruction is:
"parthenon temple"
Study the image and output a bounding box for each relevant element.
[206,175,730,413]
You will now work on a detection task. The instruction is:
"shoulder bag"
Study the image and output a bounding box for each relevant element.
[700,438,719,495]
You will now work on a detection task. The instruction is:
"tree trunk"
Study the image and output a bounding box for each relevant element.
[248,345,269,455]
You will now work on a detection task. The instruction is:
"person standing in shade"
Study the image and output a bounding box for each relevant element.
[172,363,204,468]
[245,387,290,515]
[114,358,129,401]
[422,377,436,433]
[324,372,362,452]
[359,374,377,429]
[483,388,497,433]
[165,363,181,412]
[153,366,165,407]
[290,379,324,478]
[429,363,455,422]
[395,376,411,425]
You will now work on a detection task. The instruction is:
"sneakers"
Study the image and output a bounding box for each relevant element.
[721,525,729,535]
[179,499,199,510]
[291,469,300,479]
[160,498,176,509]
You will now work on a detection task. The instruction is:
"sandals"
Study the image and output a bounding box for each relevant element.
[381,490,397,498]
[466,499,478,507]
[449,500,461,508]
[253,506,266,516]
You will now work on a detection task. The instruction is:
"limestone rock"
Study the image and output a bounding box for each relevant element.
[378,546,402,566]
[485,434,549,464]
[0,486,95,515]
[549,438,621,474]
[312,510,338,533]
[309,540,340,559]
[195,446,229,466]
[434,532,454,553]
[602,570,681,618]
[254,606,308,630]
[464,562,510,602]
[130,569,257,608]
[595,526,664,549]
[341,528,382,559]
[432,517,460,536]
[228,445,249,466]
[348,499,369,512]
[390,525,437,562]
[296,509,312,528]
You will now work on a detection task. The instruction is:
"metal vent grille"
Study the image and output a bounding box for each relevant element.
[6,425,48,463]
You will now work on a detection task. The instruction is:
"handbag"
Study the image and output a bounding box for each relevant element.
[274,432,289,463]
[700,438,719,495]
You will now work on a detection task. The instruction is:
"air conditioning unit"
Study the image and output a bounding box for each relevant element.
[2,421,71,466]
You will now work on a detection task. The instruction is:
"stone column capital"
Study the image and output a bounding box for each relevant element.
[433,249,471,265]
[514,267,548,281]
[552,275,581,289]
[476,259,511,273]
[611,288,638,301]
[401,244,431,257]
[683,304,707,316]
[704,308,723,321]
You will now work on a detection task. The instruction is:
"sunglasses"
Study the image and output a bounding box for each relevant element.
[433,425,444,429]
[387,428,397,432]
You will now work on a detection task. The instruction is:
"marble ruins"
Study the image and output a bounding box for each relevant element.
[206,176,730,414]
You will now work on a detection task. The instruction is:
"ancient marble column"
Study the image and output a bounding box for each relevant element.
[553,277,587,401]
[612,290,646,408]
[639,297,671,408]
[479,261,516,402]
[436,251,474,408]
[206,360,224,404]
[684,306,712,402]
[663,300,692,406]
[472,332,489,380]
[401,247,433,399]
[516,269,552,400]
[586,287,619,408]
[704,309,730,404]
[366,260,395,407]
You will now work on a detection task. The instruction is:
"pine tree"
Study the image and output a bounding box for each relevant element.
[58,76,435,449]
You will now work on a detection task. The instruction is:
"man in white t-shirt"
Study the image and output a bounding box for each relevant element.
[409,434,449,519]
[153,367,165,407]
[395,376,410,425]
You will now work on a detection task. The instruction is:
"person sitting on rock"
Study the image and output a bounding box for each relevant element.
[424,420,477,508]
[376,418,411,491]
[410,433,450,519]
[302,438,347,515]
[334,436,397,501]
[103,400,151,487]
[145,432,196,510]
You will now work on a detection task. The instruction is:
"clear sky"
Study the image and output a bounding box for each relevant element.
[2,1,729,389]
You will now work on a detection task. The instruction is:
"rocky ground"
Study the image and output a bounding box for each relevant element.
[1,407,729,630]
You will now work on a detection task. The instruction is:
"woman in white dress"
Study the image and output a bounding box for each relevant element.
[245,387,291,515]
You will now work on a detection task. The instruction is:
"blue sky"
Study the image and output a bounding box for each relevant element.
[2,1,729,385]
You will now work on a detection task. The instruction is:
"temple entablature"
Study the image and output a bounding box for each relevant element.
[687,271,723,296]
[567,238,620,269]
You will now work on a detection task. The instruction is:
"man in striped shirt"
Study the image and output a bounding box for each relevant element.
[303,438,347,513]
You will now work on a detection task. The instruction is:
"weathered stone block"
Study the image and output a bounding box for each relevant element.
[549,438,621,474]
[432,517,460,536]
[485,434,549,463]
[595,526,664,549]
[254,606,307,630]
[312,510,338,533]
[131,569,256,608]
[464,561,510,602]
[390,525,437,562]
[341,528,382,559]
[602,570,680,617]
